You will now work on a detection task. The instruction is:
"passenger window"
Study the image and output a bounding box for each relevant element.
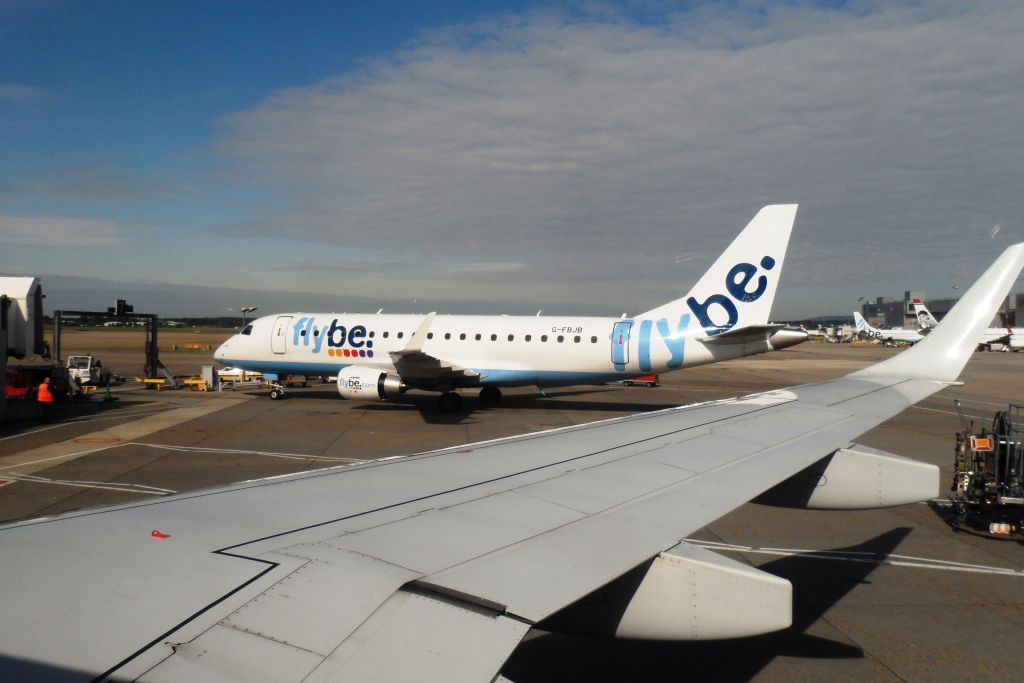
[475,333,482,341]
[427,333,434,339]
[445,332,451,340]
[383,331,389,338]
[460,333,466,340]
[574,336,581,343]
[541,335,548,342]
[241,324,253,336]
[591,336,597,343]
[397,332,404,339]
[369,331,375,338]
[557,335,564,343]
[525,335,532,342]
[507,334,514,342]
[490,334,497,341]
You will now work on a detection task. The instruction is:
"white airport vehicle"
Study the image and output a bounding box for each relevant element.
[852,311,925,346]
[2,242,1021,681]
[216,366,264,382]
[66,355,111,386]
[215,205,807,410]
[912,299,1024,351]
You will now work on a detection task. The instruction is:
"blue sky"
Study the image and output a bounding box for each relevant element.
[3,1,1023,318]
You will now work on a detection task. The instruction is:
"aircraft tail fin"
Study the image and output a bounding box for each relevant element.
[638,204,797,334]
[854,244,1024,381]
[853,311,874,334]
[911,299,939,329]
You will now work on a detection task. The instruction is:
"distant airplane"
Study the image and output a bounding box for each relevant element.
[852,311,924,345]
[912,299,1023,351]
[4,242,1022,681]
[215,205,807,410]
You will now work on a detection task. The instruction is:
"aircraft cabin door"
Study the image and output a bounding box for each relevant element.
[611,320,633,368]
[272,316,292,354]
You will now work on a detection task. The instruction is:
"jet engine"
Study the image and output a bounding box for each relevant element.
[336,367,406,401]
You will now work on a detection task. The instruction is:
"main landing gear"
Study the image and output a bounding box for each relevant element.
[268,383,286,400]
[437,392,462,413]
[479,386,502,407]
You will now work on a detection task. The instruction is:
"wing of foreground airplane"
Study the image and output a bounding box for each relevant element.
[2,244,1022,682]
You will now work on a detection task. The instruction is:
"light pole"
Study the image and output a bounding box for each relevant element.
[241,306,258,329]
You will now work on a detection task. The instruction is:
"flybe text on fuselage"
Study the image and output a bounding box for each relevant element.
[292,318,376,358]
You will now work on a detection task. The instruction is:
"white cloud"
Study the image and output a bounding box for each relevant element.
[0,214,129,246]
[207,2,1024,315]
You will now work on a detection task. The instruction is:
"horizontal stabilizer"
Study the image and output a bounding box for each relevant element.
[696,324,807,350]
[754,443,940,510]
[697,323,783,343]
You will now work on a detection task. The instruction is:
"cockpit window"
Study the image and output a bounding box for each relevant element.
[241,324,253,336]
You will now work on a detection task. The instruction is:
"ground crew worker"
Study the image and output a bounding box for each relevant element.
[37,376,55,423]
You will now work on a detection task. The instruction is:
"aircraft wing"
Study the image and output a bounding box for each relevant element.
[388,311,480,385]
[2,244,1022,682]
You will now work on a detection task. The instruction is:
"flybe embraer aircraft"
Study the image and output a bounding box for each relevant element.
[215,204,806,410]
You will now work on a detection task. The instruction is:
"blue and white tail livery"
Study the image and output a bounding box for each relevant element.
[215,205,806,409]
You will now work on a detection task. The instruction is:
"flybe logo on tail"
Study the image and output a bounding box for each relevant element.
[635,256,776,371]
[686,256,776,336]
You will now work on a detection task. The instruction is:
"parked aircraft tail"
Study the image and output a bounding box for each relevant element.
[852,311,874,335]
[911,299,939,329]
[638,204,797,335]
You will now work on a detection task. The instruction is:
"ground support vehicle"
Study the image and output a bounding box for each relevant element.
[950,402,1024,537]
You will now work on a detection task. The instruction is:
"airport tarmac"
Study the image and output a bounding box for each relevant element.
[1,342,1022,682]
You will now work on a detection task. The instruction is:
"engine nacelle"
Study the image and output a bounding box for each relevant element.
[754,443,939,509]
[1009,333,1024,350]
[538,541,791,640]
[336,367,406,401]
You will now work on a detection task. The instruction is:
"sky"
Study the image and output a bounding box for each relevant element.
[2,0,1023,319]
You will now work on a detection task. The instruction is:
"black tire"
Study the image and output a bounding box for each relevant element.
[479,386,502,407]
[645,382,654,388]
[269,388,284,400]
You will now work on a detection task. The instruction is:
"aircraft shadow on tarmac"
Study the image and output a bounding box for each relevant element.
[501,527,913,683]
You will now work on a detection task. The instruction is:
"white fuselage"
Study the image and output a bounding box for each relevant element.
[215,312,793,390]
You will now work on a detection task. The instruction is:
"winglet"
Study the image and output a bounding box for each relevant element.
[853,243,1024,381]
[402,312,436,355]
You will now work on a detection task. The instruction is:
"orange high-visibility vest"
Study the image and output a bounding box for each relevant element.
[37,382,55,403]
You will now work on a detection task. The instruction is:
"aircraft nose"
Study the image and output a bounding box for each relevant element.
[768,327,809,350]
[214,340,228,362]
